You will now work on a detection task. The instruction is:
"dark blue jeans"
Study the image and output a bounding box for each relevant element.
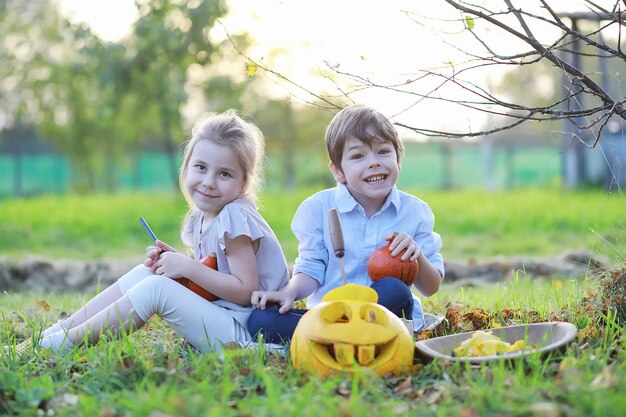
[247,277,414,344]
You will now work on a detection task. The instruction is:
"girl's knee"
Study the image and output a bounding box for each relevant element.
[118,264,156,294]
[135,274,178,292]
[126,275,181,321]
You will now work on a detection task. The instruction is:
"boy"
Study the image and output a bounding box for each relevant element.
[248,104,444,343]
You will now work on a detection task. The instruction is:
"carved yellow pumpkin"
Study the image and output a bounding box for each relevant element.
[291,284,414,377]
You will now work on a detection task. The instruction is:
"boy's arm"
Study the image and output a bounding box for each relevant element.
[386,231,442,297]
[286,272,320,300]
[410,200,445,297]
[250,272,320,313]
[413,252,442,297]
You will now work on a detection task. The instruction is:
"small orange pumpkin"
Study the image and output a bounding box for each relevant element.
[367,241,419,286]
[175,253,219,301]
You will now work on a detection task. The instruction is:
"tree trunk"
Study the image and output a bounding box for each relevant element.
[283,104,297,191]
[561,19,586,188]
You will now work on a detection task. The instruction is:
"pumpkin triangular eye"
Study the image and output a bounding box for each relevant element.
[359,305,388,326]
[320,302,352,323]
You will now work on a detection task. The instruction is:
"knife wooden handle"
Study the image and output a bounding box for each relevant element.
[328,208,345,258]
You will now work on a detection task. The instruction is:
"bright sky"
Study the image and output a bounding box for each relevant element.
[57,0,601,138]
[58,0,138,41]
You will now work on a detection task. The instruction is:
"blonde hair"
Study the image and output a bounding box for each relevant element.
[325,104,403,171]
[179,109,265,211]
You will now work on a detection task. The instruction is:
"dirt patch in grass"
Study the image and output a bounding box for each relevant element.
[0,255,141,292]
[443,251,609,286]
[0,251,609,292]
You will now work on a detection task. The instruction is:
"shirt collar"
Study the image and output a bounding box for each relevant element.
[334,184,359,213]
[333,183,401,214]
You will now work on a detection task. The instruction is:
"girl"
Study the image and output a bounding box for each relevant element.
[9,110,290,355]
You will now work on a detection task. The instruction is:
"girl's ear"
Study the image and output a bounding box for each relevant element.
[329,161,345,184]
[239,180,247,197]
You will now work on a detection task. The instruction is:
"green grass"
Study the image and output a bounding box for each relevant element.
[1,188,625,415]
[2,274,626,416]
[0,187,623,262]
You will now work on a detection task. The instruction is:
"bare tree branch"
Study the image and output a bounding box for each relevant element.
[227,1,626,149]
[446,0,626,122]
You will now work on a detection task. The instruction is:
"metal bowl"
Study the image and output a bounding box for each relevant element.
[415,322,577,364]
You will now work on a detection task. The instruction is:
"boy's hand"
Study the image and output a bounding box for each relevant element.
[385,232,421,261]
[251,290,296,314]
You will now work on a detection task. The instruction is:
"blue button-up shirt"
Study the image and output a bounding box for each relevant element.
[291,184,444,330]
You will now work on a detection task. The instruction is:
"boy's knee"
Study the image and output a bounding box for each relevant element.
[247,307,279,338]
[371,277,412,298]
[370,277,414,317]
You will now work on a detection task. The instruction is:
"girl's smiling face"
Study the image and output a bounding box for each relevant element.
[185,140,245,218]
[330,136,399,214]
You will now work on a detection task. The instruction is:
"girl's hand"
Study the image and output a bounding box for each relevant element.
[154,251,190,279]
[144,240,177,271]
[385,232,421,261]
[144,245,161,270]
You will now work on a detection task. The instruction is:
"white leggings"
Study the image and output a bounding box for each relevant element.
[118,265,250,353]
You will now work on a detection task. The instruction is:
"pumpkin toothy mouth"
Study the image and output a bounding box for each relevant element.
[308,337,400,369]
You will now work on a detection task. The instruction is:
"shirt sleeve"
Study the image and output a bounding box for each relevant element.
[291,196,329,284]
[216,203,265,251]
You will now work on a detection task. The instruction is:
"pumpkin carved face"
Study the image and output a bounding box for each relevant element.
[367,241,419,286]
[291,284,414,377]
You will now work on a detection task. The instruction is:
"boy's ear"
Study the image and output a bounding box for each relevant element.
[329,161,346,184]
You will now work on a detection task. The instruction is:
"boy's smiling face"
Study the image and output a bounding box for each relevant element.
[330,136,400,214]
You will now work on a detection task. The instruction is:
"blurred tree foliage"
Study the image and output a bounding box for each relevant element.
[253,100,332,190]
[0,0,333,193]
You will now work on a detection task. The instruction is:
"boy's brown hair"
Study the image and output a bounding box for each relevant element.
[325,104,404,170]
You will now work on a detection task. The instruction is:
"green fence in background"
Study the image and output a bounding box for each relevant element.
[397,143,562,190]
[0,152,179,196]
[0,143,563,197]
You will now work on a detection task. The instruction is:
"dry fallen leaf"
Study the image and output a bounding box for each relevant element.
[577,324,597,342]
[459,408,479,417]
[425,389,443,405]
[393,377,413,395]
[463,309,489,329]
[392,403,410,414]
[416,330,432,341]
[500,308,516,320]
[37,299,50,311]
[115,353,137,371]
[591,367,618,390]
[48,393,79,408]
[446,308,462,328]
[100,407,116,417]
[336,381,351,397]
[529,402,560,417]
